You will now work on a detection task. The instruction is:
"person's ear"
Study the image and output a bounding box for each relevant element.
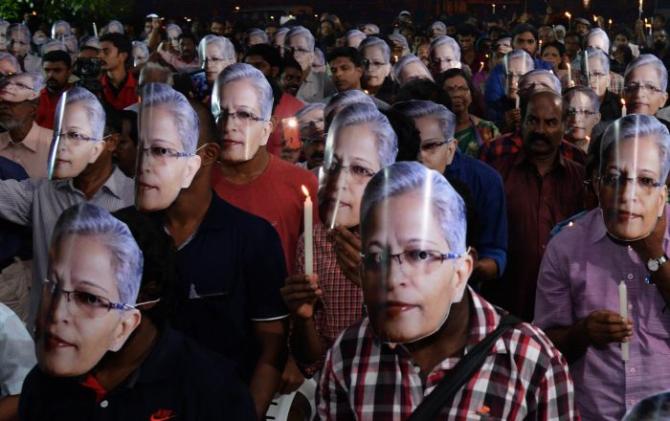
[259,118,274,146]
[109,309,141,352]
[658,185,668,218]
[179,154,202,189]
[200,142,221,167]
[270,66,280,79]
[118,51,129,66]
[88,141,106,164]
[452,250,474,303]
[594,111,601,125]
[104,133,120,153]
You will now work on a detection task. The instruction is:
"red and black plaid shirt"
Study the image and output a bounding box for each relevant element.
[294,223,364,376]
[479,132,587,166]
[317,288,578,420]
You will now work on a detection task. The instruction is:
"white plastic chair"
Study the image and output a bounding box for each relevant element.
[265,378,317,421]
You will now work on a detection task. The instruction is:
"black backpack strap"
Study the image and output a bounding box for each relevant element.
[407,313,522,421]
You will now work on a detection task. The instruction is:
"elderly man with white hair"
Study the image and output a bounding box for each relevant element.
[0,72,53,178]
[318,161,576,419]
[7,24,39,73]
[536,114,670,421]
[0,87,134,327]
[285,26,335,102]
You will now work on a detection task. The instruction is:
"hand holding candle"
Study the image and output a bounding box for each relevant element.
[302,185,313,275]
[619,281,629,361]
[621,99,627,116]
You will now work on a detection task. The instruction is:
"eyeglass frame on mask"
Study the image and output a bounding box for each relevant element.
[623,82,665,94]
[360,247,468,275]
[214,108,269,125]
[598,172,664,194]
[323,158,377,183]
[566,108,599,118]
[42,278,135,318]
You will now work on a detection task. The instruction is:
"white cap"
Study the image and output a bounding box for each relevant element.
[146,13,159,19]
[399,10,411,17]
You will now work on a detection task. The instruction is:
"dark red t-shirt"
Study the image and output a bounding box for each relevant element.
[212,154,319,273]
[100,72,138,111]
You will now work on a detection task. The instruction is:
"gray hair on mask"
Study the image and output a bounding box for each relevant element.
[326,102,398,170]
[358,36,391,63]
[198,35,236,63]
[64,86,106,140]
[51,203,143,306]
[324,89,377,129]
[388,33,410,55]
[0,52,20,74]
[141,83,199,153]
[248,28,269,44]
[600,114,670,181]
[296,102,325,130]
[286,26,315,51]
[582,47,610,74]
[625,54,668,91]
[586,28,610,52]
[430,21,447,33]
[51,20,72,39]
[392,99,456,142]
[7,24,30,42]
[392,54,434,85]
[430,35,461,62]
[504,48,535,74]
[214,63,274,121]
[360,161,467,254]
[519,69,562,95]
[563,85,601,113]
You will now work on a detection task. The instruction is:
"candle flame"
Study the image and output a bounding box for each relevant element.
[621,98,626,106]
[286,117,298,128]
[565,11,572,18]
[301,185,309,197]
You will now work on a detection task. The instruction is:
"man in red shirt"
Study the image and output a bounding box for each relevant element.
[211,63,318,274]
[98,33,138,110]
[36,50,71,129]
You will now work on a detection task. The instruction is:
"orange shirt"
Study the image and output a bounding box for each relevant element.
[212,154,318,273]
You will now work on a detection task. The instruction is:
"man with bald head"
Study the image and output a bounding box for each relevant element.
[483,91,585,321]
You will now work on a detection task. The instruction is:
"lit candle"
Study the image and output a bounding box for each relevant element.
[515,93,520,109]
[282,117,300,150]
[584,49,590,87]
[593,15,598,24]
[302,185,313,275]
[478,61,484,73]
[93,22,98,38]
[393,55,399,63]
[565,12,572,28]
[639,0,644,19]
[608,19,613,30]
[566,62,573,87]
[619,281,629,361]
[621,99,627,116]
[492,3,496,15]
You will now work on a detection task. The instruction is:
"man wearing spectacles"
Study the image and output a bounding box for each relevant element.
[536,114,670,421]
[318,161,576,419]
[285,26,335,103]
[0,72,53,178]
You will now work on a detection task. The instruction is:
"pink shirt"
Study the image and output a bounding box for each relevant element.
[535,206,670,421]
[0,122,53,178]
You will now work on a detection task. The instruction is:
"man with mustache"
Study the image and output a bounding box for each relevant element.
[98,33,138,111]
[279,57,303,98]
[0,72,53,178]
[36,51,71,130]
[485,91,585,320]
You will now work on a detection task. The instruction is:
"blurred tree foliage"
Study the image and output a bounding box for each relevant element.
[0,0,134,25]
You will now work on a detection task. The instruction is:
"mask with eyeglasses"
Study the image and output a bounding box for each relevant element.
[361,248,465,276]
[41,279,135,319]
[623,82,665,94]
[0,74,39,102]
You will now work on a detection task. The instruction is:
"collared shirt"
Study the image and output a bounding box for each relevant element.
[0,302,35,396]
[445,150,508,277]
[212,154,319,273]
[479,132,587,166]
[294,223,364,376]
[297,69,336,104]
[36,87,69,130]
[0,166,134,326]
[167,193,288,381]
[0,121,53,178]
[0,157,29,270]
[535,207,670,421]
[19,327,256,420]
[317,287,578,420]
[485,150,584,320]
[100,72,139,111]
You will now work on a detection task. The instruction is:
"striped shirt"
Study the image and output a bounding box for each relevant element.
[0,167,134,326]
[317,288,578,420]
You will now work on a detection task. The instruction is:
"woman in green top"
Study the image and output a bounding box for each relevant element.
[438,68,500,157]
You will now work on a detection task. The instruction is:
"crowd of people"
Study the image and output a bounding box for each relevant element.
[0,4,669,420]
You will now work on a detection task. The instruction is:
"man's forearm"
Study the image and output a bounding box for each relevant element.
[546,319,590,364]
[0,395,19,421]
[290,316,325,365]
[250,361,283,419]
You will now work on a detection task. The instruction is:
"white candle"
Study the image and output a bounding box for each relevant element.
[584,50,590,86]
[515,94,520,110]
[566,62,573,87]
[492,3,496,15]
[619,281,629,361]
[302,185,313,275]
[621,99,627,116]
[639,0,644,19]
[93,22,98,38]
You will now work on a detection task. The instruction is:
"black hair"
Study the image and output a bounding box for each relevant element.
[395,79,452,108]
[120,109,138,146]
[327,46,364,68]
[245,43,282,70]
[541,41,566,57]
[177,32,197,44]
[99,33,132,68]
[381,108,421,162]
[457,23,479,39]
[112,207,178,327]
[42,50,71,68]
[281,56,303,74]
[512,23,538,43]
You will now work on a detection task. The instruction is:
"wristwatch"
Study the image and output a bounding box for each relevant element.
[647,254,669,272]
